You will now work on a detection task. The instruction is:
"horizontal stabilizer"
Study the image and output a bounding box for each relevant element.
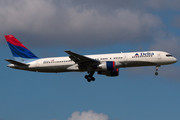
[5,59,29,66]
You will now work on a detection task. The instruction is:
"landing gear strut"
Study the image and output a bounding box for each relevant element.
[155,65,160,76]
[85,71,95,82]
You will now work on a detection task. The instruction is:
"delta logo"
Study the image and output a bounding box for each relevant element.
[135,53,139,57]
[133,52,154,58]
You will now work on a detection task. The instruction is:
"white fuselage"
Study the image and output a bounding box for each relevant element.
[8,51,177,73]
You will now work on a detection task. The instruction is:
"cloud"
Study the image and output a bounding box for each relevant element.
[70,0,143,10]
[71,0,180,10]
[0,0,55,35]
[149,34,180,59]
[144,0,180,10]
[172,15,180,28]
[68,110,109,120]
[0,0,162,47]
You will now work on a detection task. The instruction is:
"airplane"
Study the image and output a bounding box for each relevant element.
[4,35,177,82]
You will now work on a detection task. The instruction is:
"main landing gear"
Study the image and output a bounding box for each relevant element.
[85,71,95,82]
[155,65,160,76]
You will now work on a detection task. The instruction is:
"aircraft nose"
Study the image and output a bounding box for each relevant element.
[173,57,177,63]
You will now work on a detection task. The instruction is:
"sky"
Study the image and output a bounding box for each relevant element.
[0,0,180,120]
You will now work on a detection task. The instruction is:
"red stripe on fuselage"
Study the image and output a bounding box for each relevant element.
[4,35,28,49]
[113,61,115,69]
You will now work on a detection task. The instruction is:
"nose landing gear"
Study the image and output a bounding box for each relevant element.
[155,71,158,76]
[155,65,160,76]
[85,71,95,82]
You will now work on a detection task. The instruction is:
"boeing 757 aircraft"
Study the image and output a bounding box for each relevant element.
[5,35,177,82]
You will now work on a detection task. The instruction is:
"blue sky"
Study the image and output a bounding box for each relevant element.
[1,0,180,120]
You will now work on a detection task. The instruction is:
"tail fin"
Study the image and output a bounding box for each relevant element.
[4,35,38,62]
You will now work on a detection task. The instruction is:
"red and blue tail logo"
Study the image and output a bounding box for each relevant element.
[4,35,38,61]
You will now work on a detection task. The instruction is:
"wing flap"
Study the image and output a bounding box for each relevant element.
[5,59,29,66]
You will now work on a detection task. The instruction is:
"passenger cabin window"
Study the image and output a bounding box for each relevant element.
[166,54,172,57]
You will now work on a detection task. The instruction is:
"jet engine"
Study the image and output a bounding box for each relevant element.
[98,69,119,77]
[97,61,122,71]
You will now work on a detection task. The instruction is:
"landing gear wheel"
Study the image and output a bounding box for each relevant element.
[87,78,91,82]
[85,71,95,82]
[85,75,88,79]
[155,72,158,76]
[155,65,160,76]
[91,77,95,81]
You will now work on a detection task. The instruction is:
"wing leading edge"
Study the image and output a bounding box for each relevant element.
[64,50,100,66]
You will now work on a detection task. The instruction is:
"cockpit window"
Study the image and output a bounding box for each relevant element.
[166,54,172,57]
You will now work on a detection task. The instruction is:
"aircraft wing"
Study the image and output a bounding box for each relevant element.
[64,50,100,67]
[5,59,29,66]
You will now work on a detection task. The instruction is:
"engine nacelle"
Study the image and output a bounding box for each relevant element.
[98,69,119,77]
[97,61,122,71]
